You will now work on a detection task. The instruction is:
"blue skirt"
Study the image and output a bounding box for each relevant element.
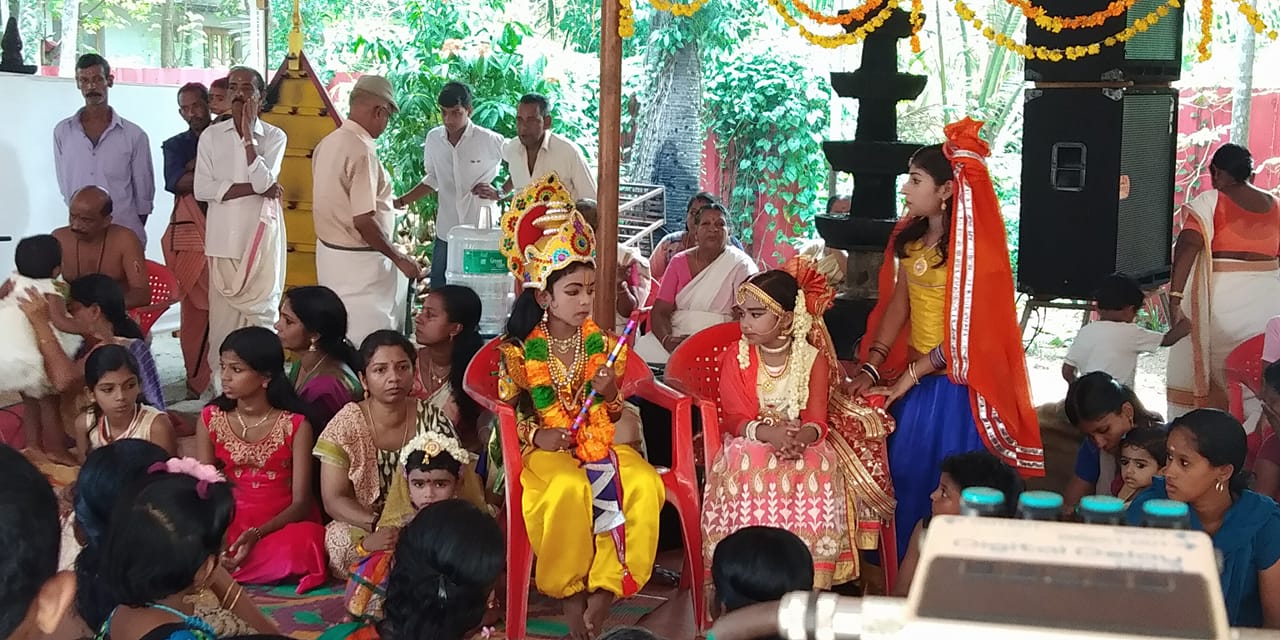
[888,374,985,561]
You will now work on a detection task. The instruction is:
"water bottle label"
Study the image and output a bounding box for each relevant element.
[463,249,508,275]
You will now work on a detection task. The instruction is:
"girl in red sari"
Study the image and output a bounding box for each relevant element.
[849,119,1044,560]
[196,326,328,593]
[704,260,895,588]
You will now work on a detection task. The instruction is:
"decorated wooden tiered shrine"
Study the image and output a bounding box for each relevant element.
[261,0,341,289]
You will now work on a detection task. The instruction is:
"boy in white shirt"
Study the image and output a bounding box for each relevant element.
[1063,274,1190,388]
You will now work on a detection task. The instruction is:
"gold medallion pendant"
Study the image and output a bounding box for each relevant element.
[913,256,929,276]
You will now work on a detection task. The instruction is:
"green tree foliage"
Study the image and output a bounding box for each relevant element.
[349,0,597,257]
[703,38,830,252]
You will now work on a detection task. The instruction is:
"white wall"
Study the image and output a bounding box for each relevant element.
[0,72,185,331]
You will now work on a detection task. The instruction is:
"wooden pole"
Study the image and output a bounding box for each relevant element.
[594,0,621,326]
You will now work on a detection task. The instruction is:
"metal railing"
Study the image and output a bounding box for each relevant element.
[618,183,666,257]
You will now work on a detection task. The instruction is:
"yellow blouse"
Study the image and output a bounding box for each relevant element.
[904,241,946,353]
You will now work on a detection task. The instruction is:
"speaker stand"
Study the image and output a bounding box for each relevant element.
[1019,296,1093,340]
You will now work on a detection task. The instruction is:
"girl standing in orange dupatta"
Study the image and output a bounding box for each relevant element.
[848,119,1044,560]
[703,262,894,588]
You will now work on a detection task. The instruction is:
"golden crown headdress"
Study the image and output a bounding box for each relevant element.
[499,173,596,290]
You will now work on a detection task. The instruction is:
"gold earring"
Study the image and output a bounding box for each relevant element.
[1215,479,1225,492]
[308,339,318,352]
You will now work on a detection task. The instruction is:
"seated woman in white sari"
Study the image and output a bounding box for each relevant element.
[635,202,758,365]
[1167,143,1280,425]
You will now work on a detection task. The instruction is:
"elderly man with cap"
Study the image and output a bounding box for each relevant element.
[312,75,420,343]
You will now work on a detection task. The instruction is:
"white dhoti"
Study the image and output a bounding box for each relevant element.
[207,201,287,393]
[316,241,407,345]
[1167,190,1280,427]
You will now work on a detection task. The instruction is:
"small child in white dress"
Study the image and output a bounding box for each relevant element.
[1063,273,1190,388]
[0,235,85,463]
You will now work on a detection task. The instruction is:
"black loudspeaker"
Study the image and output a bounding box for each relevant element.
[1017,87,1178,300]
[1025,0,1183,83]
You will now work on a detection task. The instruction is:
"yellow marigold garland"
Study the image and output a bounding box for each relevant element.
[788,0,885,26]
[768,0,899,48]
[909,0,924,52]
[524,318,614,462]
[1230,0,1278,40]
[620,0,636,37]
[954,0,1179,61]
[650,0,707,18]
[1198,0,1213,61]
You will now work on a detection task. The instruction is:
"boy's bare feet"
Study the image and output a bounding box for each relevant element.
[584,590,615,638]
[564,592,590,640]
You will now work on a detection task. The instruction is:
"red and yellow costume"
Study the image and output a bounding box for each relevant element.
[495,174,664,599]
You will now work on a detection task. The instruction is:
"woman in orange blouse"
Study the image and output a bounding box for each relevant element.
[1167,144,1280,422]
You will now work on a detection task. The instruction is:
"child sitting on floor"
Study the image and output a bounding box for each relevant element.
[1117,426,1168,505]
[75,344,177,458]
[894,450,1024,597]
[345,431,474,622]
[322,500,504,640]
[0,235,85,464]
[1063,273,1189,388]
[711,526,815,635]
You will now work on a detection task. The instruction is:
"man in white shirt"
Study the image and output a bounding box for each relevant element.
[500,93,597,201]
[194,65,288,392]
[394,81,504,290]
[312,75,419,344]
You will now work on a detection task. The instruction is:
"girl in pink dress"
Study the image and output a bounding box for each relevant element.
[196,326,328,593]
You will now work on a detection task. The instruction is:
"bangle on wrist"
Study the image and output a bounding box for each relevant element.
[1169,291,1184,299]
[907,361,921,386]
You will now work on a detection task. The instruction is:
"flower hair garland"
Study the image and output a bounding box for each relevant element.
[400,430,475,470]
[149,457,226,499]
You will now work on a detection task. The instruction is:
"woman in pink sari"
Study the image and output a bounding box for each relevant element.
[635,202,757,365]
[196,326,328,593]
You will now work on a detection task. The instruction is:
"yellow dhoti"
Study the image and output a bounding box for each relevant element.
[521,445,665,599]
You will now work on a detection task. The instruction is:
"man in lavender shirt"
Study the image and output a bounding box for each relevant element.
[53,53,155,245]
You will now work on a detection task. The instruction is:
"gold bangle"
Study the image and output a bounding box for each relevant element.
[226,585,243,611]
[1169,291,1185,299]
[356,540,369,556]
[908,362,920,385]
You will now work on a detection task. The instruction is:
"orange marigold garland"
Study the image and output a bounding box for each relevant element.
[789,0,885,26]
[1008,0,1139,32]
[524,318,614,462]
[1198,0,1213,61]
[909,0,924,52]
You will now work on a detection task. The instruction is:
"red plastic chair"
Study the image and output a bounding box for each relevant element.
[664,322,901,594]
[1226,334,1266,423]
[128,260,179,337]
[463,338,705,639]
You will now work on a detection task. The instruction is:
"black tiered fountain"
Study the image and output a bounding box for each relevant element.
[1,17,37,74]
[817,8,925,359]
